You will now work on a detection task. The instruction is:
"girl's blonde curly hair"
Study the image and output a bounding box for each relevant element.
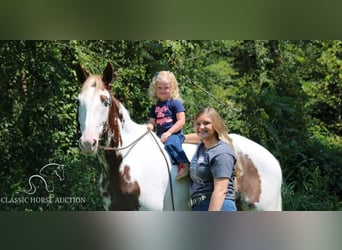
[149,71,183,103]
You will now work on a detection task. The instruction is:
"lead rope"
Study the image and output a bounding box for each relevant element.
[103,129,175,211]
[103,130,149,151]
[147,130,175,211]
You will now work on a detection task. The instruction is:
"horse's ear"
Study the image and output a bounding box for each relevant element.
[75,63,89,84]
[102,62,114,85]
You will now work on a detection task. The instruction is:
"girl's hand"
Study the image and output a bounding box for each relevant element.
[147,123,154,131]
[161,131,171,143]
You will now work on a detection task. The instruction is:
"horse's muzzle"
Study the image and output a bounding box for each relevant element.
[79,138,98,153]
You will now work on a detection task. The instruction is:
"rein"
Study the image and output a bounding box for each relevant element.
[102,130,149,151]
[101,129,176,211]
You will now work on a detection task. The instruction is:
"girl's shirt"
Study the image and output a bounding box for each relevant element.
[149,99,185,137]
[190,140,236,200]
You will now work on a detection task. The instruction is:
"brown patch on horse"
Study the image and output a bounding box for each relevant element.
[235,153,261,210]
[104,150,141,210]
[120,165,141,196]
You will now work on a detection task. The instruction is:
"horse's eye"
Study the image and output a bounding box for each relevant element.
[104,99,110,107]
[100,95,111,107]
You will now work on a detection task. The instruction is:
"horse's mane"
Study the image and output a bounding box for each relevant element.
[108,92,123,148]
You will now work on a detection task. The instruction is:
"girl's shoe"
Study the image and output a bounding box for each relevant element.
[176,163,190,180]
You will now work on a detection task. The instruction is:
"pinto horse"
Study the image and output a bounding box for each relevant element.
[76,62,282,211]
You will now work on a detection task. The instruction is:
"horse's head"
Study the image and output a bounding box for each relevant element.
[76,63,115,153]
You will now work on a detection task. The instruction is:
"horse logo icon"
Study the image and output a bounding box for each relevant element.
[25,163,65,195]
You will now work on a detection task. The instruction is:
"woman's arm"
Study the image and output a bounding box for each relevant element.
[208,178,229,211]
[184,133,201,144]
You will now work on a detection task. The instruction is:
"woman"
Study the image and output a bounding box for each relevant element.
[187,108,237,211]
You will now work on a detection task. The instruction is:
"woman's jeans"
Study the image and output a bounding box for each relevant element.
[192,198,237,211]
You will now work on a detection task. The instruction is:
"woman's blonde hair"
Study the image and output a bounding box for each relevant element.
[149,71,182,103]
[194,107,243,177]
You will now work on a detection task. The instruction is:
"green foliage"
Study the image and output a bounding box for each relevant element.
[0,40,341,211]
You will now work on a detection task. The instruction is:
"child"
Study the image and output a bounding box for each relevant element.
[147,71,190,180]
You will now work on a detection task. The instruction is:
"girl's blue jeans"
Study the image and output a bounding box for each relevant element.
[163,133,189,164]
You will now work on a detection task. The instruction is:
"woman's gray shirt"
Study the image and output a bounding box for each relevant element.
[190,140,236,200]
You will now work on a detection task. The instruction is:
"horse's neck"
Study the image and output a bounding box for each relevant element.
[119,105,146,142]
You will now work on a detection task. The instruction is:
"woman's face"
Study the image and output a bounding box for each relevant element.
[194,113,216,141]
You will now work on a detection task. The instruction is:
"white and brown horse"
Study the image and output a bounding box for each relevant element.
[76,63,282,211]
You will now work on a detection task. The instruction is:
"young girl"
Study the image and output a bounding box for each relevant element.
[147,71,190,180]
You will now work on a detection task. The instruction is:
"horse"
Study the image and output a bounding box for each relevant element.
[76,62,282,211]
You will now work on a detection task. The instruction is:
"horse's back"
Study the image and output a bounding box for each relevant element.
[230,133,282,211]
[182,143,198,161]
[230,133,281,176]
